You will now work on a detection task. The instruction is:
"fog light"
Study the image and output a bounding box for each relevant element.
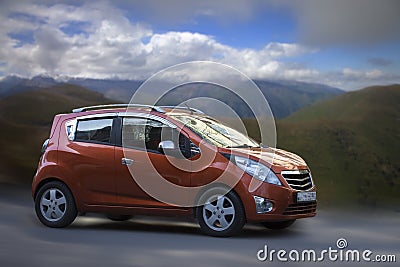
[254,196,273,213]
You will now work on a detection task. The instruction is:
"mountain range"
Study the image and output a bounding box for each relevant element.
[0,75,343,119]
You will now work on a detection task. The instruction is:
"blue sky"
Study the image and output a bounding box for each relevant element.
[0,0,399,90]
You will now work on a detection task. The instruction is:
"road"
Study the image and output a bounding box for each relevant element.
[0,184,398,267]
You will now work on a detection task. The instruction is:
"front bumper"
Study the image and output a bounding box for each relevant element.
[243,183,317,222]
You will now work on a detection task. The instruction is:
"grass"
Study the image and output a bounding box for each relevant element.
[0,84,115,183]
[273,85,400,209]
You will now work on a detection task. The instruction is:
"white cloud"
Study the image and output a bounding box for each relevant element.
[317,67,400,90]
[2,1,397,91]
[0,1,319,82]
[342,68,386,80]
[365,70,385,80]
[263,42,316,58]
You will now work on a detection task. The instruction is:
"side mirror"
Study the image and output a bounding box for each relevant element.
[158,140,175,152]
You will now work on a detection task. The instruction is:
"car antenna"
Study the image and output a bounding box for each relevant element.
[184,103,193,114]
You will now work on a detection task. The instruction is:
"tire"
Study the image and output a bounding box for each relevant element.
[34,181,77,228]
[106,214,133,221]
[262,219,296,230]
[196,188,246,237]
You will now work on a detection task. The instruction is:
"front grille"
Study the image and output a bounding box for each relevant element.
[281,170,313,190]
[283,202,317,215]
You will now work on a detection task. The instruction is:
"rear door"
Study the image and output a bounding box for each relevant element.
[60,116,118,205]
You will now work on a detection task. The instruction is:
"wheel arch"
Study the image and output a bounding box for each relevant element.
[33,177,81,211]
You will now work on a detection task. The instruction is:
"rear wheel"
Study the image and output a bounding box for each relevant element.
[197,188,245,237]
[262,219,296,230]
[35,181,77,228]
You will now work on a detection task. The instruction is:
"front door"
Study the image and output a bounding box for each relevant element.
[114,116,192,207]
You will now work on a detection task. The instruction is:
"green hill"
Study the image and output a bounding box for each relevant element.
[276,85,400,209]
[0,85,114,184]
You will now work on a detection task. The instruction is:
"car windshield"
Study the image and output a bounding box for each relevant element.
[171,114,260,148]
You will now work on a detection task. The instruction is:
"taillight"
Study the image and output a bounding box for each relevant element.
[40,139,49,155]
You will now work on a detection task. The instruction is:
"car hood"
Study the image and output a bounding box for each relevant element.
[223,147,308,173]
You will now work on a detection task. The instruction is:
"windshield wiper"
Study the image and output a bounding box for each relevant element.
[227,143,267,149]
[226,144,253,148]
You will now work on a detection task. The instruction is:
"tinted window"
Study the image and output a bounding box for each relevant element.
[122,117,197,158]
[123,118,173,151]
[75,118,113,144]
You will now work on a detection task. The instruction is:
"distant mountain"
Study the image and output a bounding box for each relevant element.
[0,75,343,118]
[66,77,142,101]
[0,84,114,184]
[254,80,343,118]
[0,75,58,97]
[274,84,400,209]
[0,75,141,100]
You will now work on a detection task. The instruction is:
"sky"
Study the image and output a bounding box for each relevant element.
[0,0,400,90]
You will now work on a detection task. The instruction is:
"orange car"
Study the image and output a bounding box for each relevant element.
[32,104,316,237]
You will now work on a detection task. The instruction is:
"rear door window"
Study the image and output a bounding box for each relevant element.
[75,118,114,144]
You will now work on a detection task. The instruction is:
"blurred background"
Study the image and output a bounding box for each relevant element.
[1,77,398,210]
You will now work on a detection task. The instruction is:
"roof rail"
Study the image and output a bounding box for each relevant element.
[72,104,166,113]
[159,106,205,114]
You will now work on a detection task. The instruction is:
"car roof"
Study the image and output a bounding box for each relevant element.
[71,104,204,116]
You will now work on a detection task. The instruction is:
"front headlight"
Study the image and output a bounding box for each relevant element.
[234,156,282,186]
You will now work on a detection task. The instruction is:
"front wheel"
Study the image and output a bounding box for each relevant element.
[262,219,296,230]
[196,188,245,237]
[34,181,77,228]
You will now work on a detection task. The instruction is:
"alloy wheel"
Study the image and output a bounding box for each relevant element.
[40,188,67,222]
[202,195,235,231]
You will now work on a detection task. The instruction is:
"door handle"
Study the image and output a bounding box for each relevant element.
[121,158,134,165]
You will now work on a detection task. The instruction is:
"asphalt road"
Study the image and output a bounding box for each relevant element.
[0,184,398,267]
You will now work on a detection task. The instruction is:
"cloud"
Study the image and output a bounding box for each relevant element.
[285,0,400,46]
[113,0,261,24]
[0,1,398,91]
[0,1,319,82]
[3,0,400,48]
[367,58,393,67]
[104,0,400,47]
[33,26,71,70]
[321,68,400,90]
[342,68,386,80]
